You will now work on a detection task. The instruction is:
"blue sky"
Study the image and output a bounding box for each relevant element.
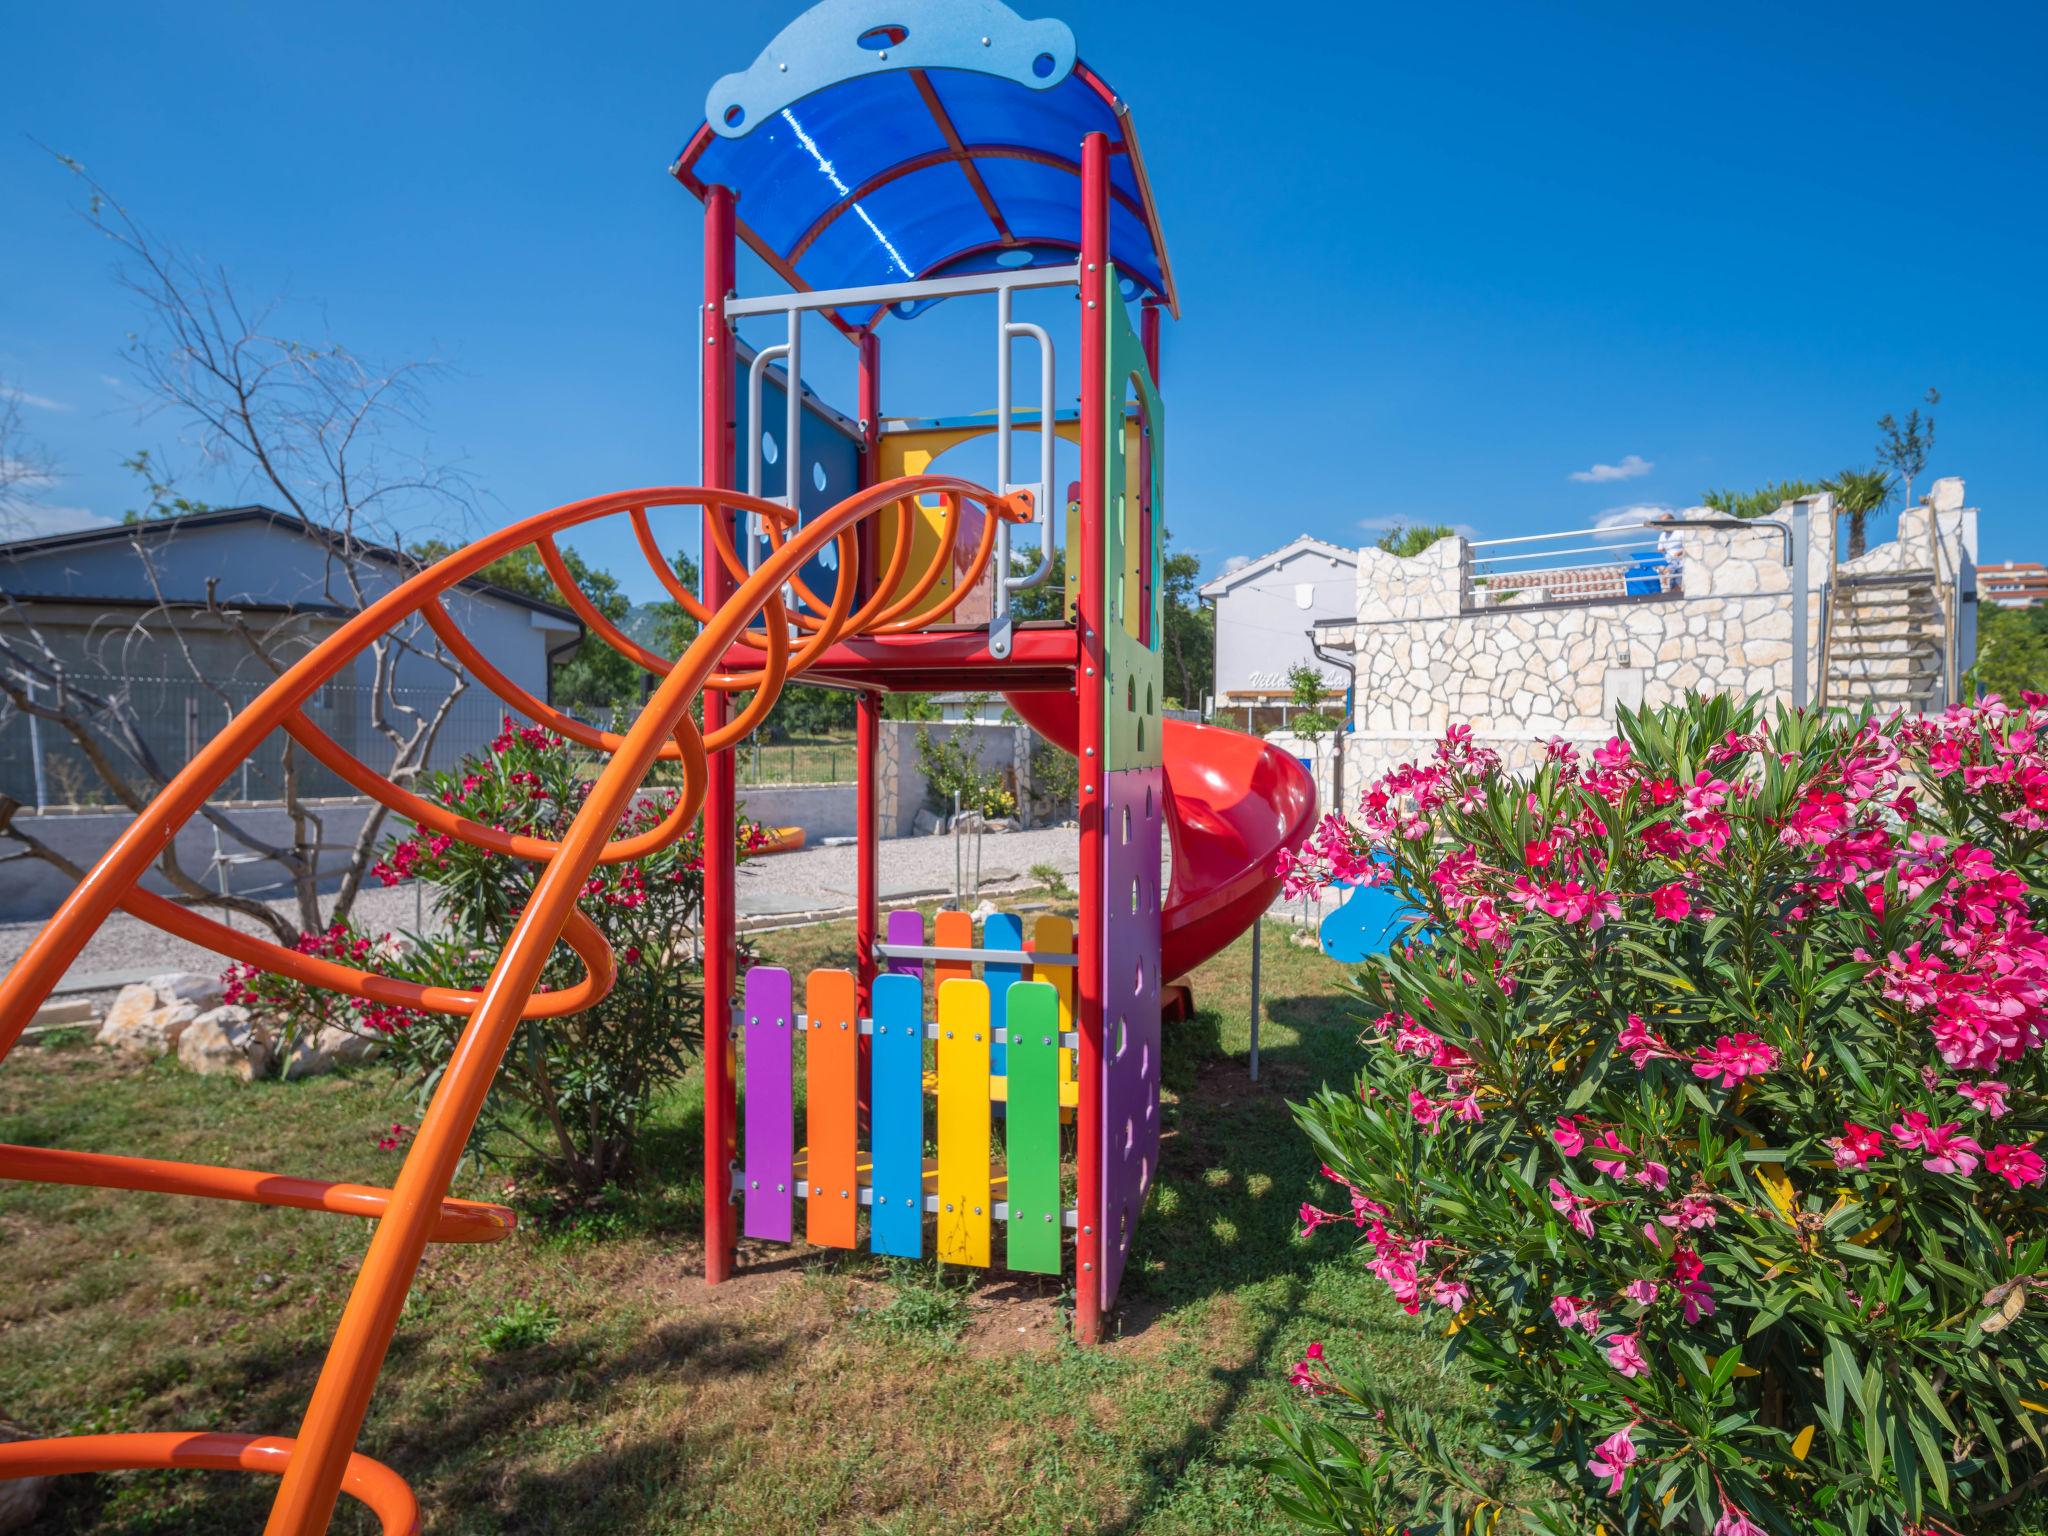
[3,0,2042,598]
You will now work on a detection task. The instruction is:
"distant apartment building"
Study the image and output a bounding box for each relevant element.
[1981,561,2048,608]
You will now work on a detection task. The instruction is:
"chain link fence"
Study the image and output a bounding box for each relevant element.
[0,677,522,810]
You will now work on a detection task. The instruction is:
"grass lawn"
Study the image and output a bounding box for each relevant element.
[0,906,1499,1535]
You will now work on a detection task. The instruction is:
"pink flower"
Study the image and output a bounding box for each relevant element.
[1657,1195,1718,1230]
[1586,1426,1638,1496]
[1551,1294,1588,1329]
[1691,1033,1778,1087]
[1548,1178,1597,1238]
[1986,1141,2047,1189]
[1649,883,1692,920]
[1604,1331,1648,1377]
[1589,1129,1634,1178]
[1672,1246,1716,1323]
[1430,1276,1471,1311]
[1832,1122,1885,1170]
[1634,1160,1670,1191]
[1714,1505,1766,1536]
[1616,1013,1669,1069]
[1624,1278,1659,1305]
[1407,1089,1442,1130]
[1552,1116,1586,1157]
[1524,838,1556,868]
[1299,1203,1342,1237]
[1893,1113,1984,1176]
[1957,1079,2012,1118]
[1288,1341,1333,1396]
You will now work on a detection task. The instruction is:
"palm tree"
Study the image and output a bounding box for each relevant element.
[1829,468,1895,560]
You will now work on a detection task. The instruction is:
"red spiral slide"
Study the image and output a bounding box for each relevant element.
[1004,690,1319,982]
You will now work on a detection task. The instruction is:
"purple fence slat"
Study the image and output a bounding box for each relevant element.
[1099,765,1163,1310]
[886,908,926,979]
[742,965,794,1243]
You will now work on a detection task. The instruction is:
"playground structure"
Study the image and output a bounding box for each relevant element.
[0,2,1316,1531]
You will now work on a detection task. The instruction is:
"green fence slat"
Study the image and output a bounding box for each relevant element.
[1004,980,1063,1275]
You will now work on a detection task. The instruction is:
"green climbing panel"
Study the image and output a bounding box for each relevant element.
[1102,270,1164,773]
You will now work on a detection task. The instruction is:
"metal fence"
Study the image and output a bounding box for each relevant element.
[0,677,527,810]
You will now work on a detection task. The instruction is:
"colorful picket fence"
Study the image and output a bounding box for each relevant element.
[736,909,1080,1273]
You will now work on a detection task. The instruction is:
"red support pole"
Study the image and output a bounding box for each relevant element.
[700,184,739,1287]
[854,332,882,1109]
[1075,130,1111,1346]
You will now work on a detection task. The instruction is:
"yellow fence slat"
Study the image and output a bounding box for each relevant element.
[936,977,992,1266]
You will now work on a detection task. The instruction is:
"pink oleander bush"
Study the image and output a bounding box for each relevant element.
[231,716,767,1189]
[1265,693,2048,1536]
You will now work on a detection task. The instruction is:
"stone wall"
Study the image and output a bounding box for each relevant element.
[1329,481,1977,804]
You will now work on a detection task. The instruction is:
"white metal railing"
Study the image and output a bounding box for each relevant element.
[720,265,1078,651]
[1465,523,1679,609]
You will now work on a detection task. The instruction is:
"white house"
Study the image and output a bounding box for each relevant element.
[1199,536,1356,722]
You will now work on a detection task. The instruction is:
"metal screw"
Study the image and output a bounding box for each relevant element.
[974,1206,982,1216]
[1084,1262,1093,1271]
[980,34,990,44]
[945,1029,953,1039]
[1087,301,1096,309]
[776,1183,785,1193]
[878,48,888,59]
[1044,1212,1052,1222]
[841,1189,849,1198]
[974,1032,982,1042]
[945,1202,954,1212]
[877,1195,886,1205]
[779,60,788,70]
[1083,1224,1093,1235]
[840,1020,848,1030]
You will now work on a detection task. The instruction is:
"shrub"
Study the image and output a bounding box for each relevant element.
[1267,693,2048,1536]
[915,724,1016,820]
[230,716,767,1191]
[477,1297,560,1352]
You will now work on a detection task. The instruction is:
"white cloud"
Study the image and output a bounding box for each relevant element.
[0,503,114,540]
[0,383,71,412]
[1570,454,1654,484]
[1217,553,1252,576]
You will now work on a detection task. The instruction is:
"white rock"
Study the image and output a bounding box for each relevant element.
[96,985,201,1055]
[280,1024,381,1080]
[0,1420,47,1533]
[177,1005,273,1080]
[147,970,226,1012]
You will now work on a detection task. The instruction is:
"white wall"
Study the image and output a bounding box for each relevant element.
[1209,544,1356,702]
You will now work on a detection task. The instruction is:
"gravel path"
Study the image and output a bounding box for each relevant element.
[0,829,1085,1002]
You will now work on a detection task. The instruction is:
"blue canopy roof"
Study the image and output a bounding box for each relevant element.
[672,0,1176,332]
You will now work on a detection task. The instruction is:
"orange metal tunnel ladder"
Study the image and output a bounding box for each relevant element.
[0,477,1027,1534]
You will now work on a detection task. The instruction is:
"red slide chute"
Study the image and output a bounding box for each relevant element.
[1004,690,1318,982]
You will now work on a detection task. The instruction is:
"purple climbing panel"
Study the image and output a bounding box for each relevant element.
[1099,764,1163,1310]
[742,965,794,1243]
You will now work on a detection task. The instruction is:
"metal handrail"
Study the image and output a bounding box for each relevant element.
[0,473,1030,1531]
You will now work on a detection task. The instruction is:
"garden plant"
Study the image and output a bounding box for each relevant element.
[1267,693,2048,1536]
[229,715,769,1190]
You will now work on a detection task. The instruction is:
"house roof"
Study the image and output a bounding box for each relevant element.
[0,505,581,625]
[671,0,1176,333]
[1198,536,1358,599]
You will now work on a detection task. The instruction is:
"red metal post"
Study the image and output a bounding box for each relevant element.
[1075,130,1111,1346]
[700,185,739,1287]
[854,330,882,1117]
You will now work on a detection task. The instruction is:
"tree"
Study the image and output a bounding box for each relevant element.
[1373,521,1456,557]
[1161,535,1212,709]
[1698,479,1827,520]
[1972,604,2048,703]
[1282,660,1339,743]
[0,160,471,944]
[0,382,57,536]
[407,537,638,713]
[1827,466,1895,560]
[1877,386,1939,508]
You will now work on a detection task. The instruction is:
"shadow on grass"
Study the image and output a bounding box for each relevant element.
[1084,982,1365,1532]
